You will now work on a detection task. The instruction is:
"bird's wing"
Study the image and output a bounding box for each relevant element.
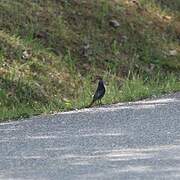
[93,89,104,100]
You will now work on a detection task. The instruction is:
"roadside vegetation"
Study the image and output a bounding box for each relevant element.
[0,0,180,121]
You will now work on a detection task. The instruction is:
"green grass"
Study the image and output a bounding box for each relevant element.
[1,73,179,121]
[0,0,180,122]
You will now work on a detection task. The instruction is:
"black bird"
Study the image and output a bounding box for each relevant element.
[88,77,106,107]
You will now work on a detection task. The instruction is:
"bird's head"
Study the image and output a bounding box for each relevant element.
[95,76,105,86]
[96,76,103,81]
[91,76,105,85]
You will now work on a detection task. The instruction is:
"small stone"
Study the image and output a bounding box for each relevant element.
[169,50,177,56]
[83,43,90,50]
[132,0,140,6]
[145,63,155,74]
[119,35,128,43]
[81,42,90,57]
[109,20,120,28]
[163,15,171,21]
[34,31,49,40]
[22,50,32,60]
[82,63,91,71]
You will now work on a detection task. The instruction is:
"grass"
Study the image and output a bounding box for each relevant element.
[1,73,179,121]
[0,0,180,122]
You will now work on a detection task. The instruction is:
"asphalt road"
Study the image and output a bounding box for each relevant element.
[0,93,180,180]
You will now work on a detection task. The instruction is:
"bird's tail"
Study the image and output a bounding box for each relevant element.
[86,99,95,108]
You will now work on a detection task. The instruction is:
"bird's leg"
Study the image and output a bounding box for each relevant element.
[100,99,102,105]
[98,100,100,106]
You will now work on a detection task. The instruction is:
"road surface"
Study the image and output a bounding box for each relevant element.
[0,93,180,180]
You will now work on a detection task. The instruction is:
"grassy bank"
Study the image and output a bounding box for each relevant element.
[0,0,180,121]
